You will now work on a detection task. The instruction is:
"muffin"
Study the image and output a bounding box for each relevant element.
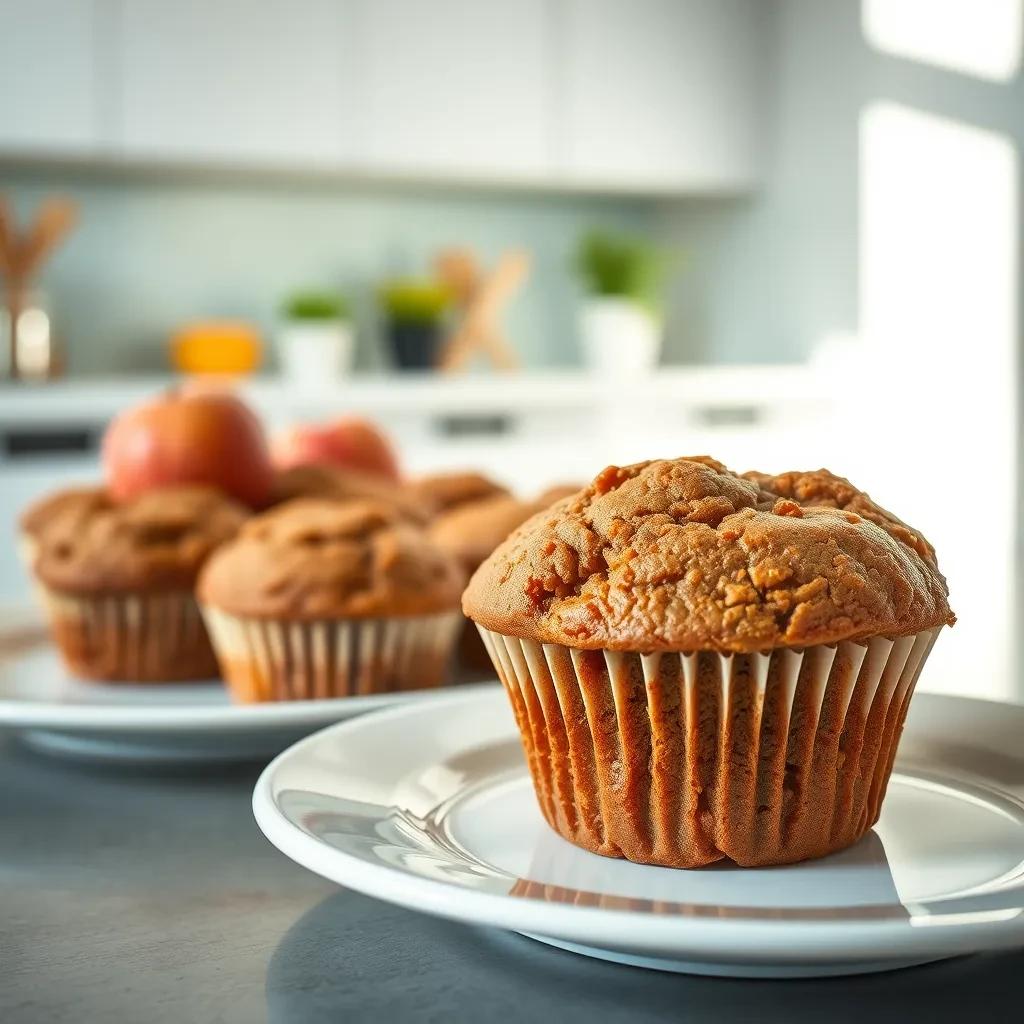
[18,485,110,568]
[405,471,510,518]
[31,486,247,682]
[198,499,464,702]
[463,457,954,869]
[431,489,582,672]
[270,463,428,523]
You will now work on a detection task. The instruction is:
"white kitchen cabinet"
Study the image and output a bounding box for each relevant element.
[354,0,550,179]
[114,0,352,165]
[0,0,102,153]
[557,0,763,190]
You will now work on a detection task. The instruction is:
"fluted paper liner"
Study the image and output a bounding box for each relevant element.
[478,626,941,868]
[202,608,462,703]
[40,587,219,682]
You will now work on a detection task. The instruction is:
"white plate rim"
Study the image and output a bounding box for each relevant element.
[252,689,1024,967]
[0,610,495,734]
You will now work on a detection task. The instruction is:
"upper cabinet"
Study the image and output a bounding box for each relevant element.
[115,0,352,165]
[355,0,550,179]
[556,0,764,191]
[0,0,764,194]
[0,0,102,153]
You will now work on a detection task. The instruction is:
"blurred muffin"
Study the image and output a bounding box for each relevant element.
[464,457,954,869]
[535,483,582,506]
[199,499,464,702]
[405,471,510,519]
[270,463,428,523]
[31,486,247,682]
[18,486,110,568]
[430,486,581,671]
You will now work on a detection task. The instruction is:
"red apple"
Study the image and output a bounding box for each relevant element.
[272,417,401,481]
[103,388,274,506]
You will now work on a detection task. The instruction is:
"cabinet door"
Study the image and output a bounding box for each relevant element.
[356,0,550,179]
[558,0,763,190]
[115,0,351,166]
[0,0,101,153]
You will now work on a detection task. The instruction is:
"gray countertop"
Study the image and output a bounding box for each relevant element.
[2,731,1023,1024]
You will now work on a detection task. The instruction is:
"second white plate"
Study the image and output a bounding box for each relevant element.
[254,688,1024,978]
[0,611,493,762]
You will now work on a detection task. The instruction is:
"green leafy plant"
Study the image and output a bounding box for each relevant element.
[379,279,452,325]
[575,230,669,309]
[282,290,350,321]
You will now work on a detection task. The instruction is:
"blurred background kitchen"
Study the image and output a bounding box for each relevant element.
[0,0,1020,700]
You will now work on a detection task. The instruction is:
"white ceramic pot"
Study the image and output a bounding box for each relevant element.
[277,321,354,384]
[579,297,661,375]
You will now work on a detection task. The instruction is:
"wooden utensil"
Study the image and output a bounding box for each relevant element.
[19,197,78,282]
[0,194,79,379]
[435,247,527,372]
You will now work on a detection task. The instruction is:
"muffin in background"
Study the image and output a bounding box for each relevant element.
[199,499,464,702]
[31,486,247,682]
[270,463,428,523]
[464,457,954,869]
[430,485,583,672]
[405,471,510,519]
[18,486,110,573]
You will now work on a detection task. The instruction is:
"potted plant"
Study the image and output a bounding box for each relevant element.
[277,290,354,384]
[575,230,668,375]
[379,279,451,371]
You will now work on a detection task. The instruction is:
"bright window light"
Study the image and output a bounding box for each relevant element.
[863,0,1022,81]
[860,101,1018,700]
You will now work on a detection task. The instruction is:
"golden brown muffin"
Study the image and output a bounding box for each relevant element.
[534,483,583,507]
[198,500,464,701]
[430,488,581,672]
[19,485,111,542]
[36,487,247,595]
[464,456,954,869]
[200,499,463,619]
[465,457,953,652]
[31,486,248,682]
[405,471,510,518]
[429,495,537,577]
[270,463,429,523]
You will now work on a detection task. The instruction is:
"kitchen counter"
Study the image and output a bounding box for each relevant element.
[0,366,827,425]
[2,732,1022,1024]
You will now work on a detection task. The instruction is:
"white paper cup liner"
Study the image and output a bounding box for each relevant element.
[39,587,218,682]
[201,608,462,703]
[477,626,942,868]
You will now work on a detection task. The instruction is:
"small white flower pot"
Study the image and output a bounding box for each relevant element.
[579,297,661,376]
[277,321,354,384]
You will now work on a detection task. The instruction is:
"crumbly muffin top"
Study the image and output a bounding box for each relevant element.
[270,464,429,523]
[34,486,248,595]
[463,457,955,653]
[19,486,111,539]
[198,499,465,620]
[406,471,510,517]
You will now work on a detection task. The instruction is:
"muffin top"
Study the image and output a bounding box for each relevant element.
[199,499,465,620]
[34,486,248,595]
[270,464,428,523]
[19,485,111,540]
[463,457,955,653]
[406,471,510,517]
[430,495,538,574]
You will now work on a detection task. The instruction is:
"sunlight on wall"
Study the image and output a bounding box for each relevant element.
[862,0,1022,81]
[859,101,1018,699]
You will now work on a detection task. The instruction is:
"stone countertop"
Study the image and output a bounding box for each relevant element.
[2,731,1022,1024]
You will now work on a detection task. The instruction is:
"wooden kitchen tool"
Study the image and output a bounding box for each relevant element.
[435,247,527,372]
[1,194,79,379]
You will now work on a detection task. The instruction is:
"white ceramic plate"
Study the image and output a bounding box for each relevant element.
[254,687,1024,978]
[0,610,493,762]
